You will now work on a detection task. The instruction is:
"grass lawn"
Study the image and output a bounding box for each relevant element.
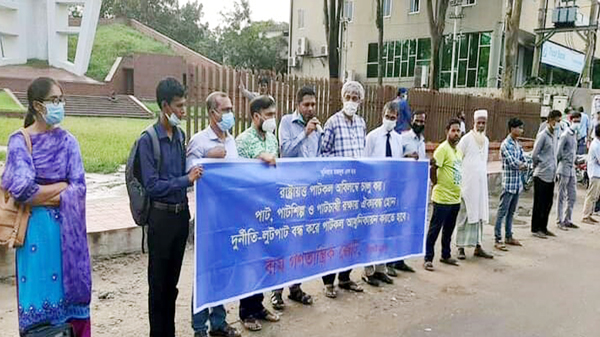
[0,117,188,174]
[0,91,25,113]
[71,24,174,81]
[142,101,161,115]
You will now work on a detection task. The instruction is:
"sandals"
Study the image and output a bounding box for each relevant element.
[260,309,280,322]
[270,292,285,310]
[288,289,313,305]
[243,318,262,332]
[423,261,434,271]
[324,285,337,298]
[338,280,364,292]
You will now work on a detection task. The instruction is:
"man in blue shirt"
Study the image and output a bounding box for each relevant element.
[577,106,591,154]
[393,87,412,133]
[269,86,320,310]
[140,77,203,337]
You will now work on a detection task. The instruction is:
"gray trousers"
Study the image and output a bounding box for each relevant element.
[556,174,576,224]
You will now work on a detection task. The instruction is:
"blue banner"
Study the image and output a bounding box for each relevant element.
[193,158,429,313]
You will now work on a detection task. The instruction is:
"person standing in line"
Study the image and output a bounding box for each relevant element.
[386,110,428,274]
[2,77,92,336]
[582,125,600,224]
[455,110,494,260]
[362,101,402,287]
[423,119,463,271]
[239,76,271,101]
[393,87,412,133]
[140,78,203,337]
[187,91,241,337]
[457,111,466,136]
[236,96,280,332]
[555,111,581,231]
[531,109,562,239]
[320,81,367,298]
[577,107,590,155]
[494,118,526,251]
[270,86,320,310]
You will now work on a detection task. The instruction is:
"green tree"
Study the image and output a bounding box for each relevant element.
[426,0,450,90]
[323,0,344,79]
[375,0,384,86]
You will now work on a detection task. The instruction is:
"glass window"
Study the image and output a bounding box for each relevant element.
[417,38,431,60]
[441,40,453,71]
[468,35,479,68]
[480,32,491,46]
[458,60,467,86]
[401,61,409,77]
[467,69,477,87]
[459,35,468,59]
[440,72,451,88]
[464,0,476,5]
[402,40,410,61]
[478,46,490,87]
[409,39,417,56]
[408,56,416,77]
[367,43,379,62]
[344,1,354,21]
[387,61,394,77]
[367,64,379,78]
[410,0,420,13]
[394,58,401,77]
[383,0,392,17]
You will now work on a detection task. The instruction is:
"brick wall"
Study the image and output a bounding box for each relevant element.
[132,54,186,100]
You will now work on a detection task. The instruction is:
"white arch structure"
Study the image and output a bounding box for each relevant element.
[0,0,101,76]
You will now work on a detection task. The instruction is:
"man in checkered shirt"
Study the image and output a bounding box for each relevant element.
[494,118,527,251]
[319,80,366,299]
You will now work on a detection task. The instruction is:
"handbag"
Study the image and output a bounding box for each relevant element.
[0,128,32,248]
[23,323,73,337]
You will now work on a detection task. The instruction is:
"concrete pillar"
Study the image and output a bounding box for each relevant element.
[487,21,503,88]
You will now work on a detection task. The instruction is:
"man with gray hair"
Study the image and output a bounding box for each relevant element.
[320,80,367,298]
[187,91,241,337]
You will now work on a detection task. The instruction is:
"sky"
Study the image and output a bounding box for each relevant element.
[180,0,290,29]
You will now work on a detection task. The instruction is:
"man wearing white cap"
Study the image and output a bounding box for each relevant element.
[455,109,494,260]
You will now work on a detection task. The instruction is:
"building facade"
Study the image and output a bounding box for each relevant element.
[289,0,600,89]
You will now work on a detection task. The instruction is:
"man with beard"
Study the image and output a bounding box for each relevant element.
[424,119,463,271]
[531,109,562,239]
[455,110,494,260]
[385,110,428,274]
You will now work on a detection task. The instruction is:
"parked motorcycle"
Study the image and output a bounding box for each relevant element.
[575,154,589,188]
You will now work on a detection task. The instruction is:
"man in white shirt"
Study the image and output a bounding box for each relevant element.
[455,109,493,260]
[362,101,402,287]
[582,125,600,223]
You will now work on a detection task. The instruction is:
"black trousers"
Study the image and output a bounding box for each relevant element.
[322,270,352,285]
[239,294,265,321]
[531,177,555,233]
[425,203,460,262]
[148,207,190,337]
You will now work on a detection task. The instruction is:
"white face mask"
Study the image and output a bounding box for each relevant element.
[343,101,359,117]
[383,118,396,132]
[167,111,181,127]
[571,122,580,132]
[262,117,277,133]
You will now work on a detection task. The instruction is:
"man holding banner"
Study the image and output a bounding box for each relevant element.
[235,96,280,332]
[270,86,321,310]
[362,101,402,287]
[187,91,241,337]
[320,80,367,298]
[424,119,463,271]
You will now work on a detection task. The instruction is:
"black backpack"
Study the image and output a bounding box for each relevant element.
[126,124,161,227]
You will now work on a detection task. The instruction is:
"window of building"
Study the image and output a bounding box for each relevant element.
[410,0,420,14]
[344,1,354,21]
[366,37,430,79]
[384,0,392,17]
[438,31,491,88]
[464,0,476,6]
[298,9,305,29]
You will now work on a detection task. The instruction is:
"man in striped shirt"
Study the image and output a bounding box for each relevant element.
[320,80,367,298]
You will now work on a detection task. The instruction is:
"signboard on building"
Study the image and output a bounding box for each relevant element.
[541,41,585,74]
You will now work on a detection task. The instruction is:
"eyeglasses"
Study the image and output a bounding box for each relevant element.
[42,97,66,106]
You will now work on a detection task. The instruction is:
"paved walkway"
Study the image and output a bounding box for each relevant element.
[84,161,502,234]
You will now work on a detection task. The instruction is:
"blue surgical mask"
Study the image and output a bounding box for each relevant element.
[167,112,181,127]
[44,102,65,125]
[218,112,235,131]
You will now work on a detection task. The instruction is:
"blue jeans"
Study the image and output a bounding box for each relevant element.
[192,305,226,334]
[494,190,520,242]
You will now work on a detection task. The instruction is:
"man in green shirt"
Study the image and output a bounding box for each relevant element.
[235,96,279,332]
[424,118,463,271]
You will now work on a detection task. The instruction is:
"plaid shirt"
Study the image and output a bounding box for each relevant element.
[321,111,366,158]
[500,135,525,194]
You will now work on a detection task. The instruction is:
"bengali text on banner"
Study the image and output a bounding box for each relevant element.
[193,158,430,313]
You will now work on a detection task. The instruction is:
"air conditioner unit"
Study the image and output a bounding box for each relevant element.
[320,44,328,56]
[288,56,297,68]
[297,37,308,56]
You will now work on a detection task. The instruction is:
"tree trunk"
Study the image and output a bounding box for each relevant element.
[376,0,384,86]
[426,0,450,90]
[324,0,343,79]
[502,0,523,99]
